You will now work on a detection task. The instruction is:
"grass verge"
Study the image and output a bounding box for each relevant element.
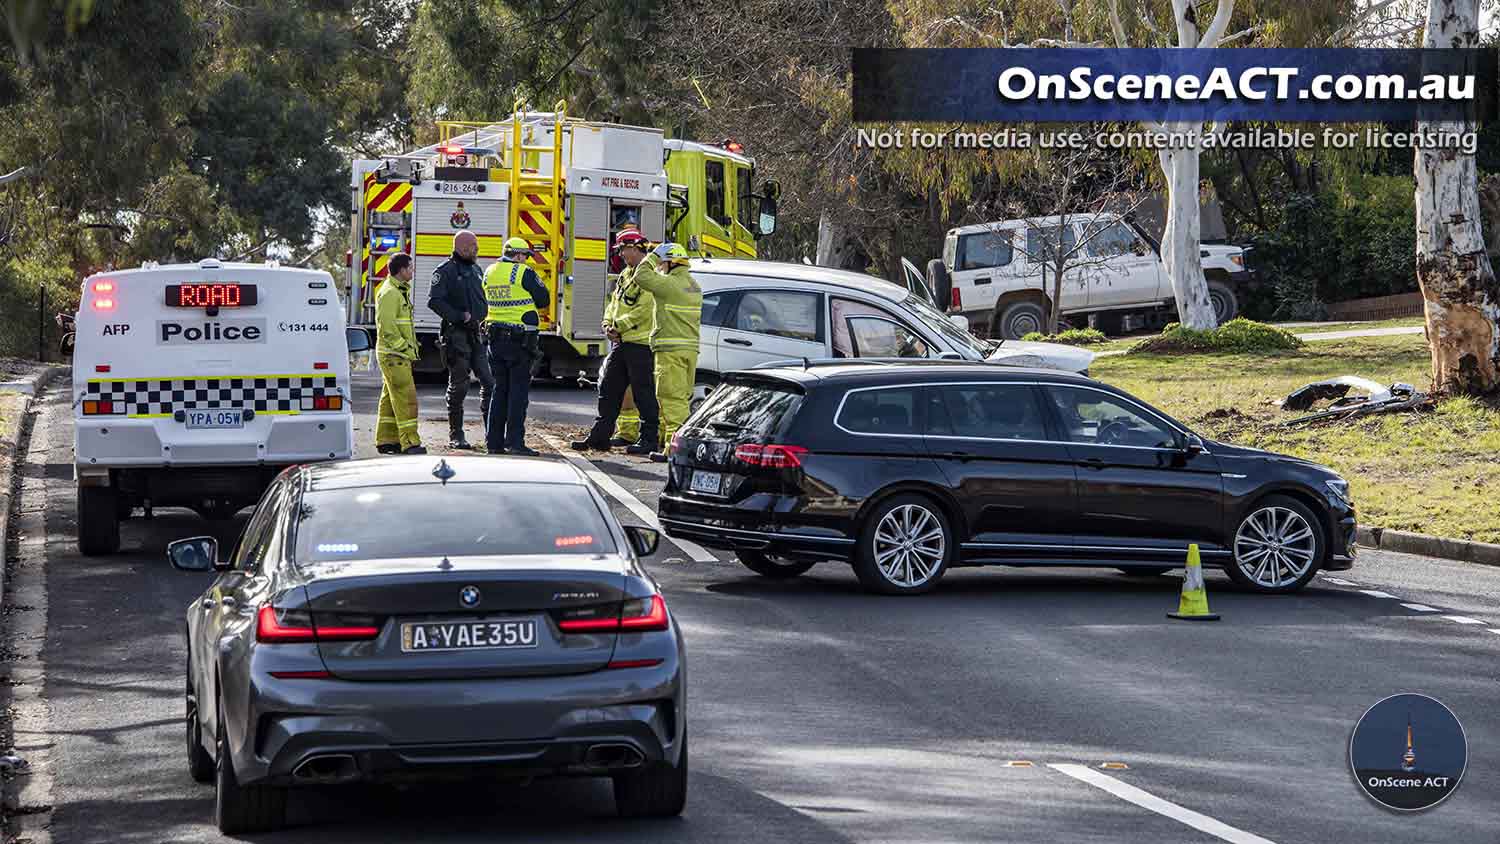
[1092,332,1500,543]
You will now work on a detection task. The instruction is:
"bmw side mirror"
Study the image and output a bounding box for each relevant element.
[624,525,661,557]
[1180,434,1205,456]
[345,327,372,353]
[167,536,221,572]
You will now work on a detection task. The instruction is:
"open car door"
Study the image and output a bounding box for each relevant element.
[899,257,936,306]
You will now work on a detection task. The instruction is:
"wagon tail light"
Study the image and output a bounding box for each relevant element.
[556,594,669,633]
[950,287,962,311]
[256,606,381,643]
[734,443,808,468]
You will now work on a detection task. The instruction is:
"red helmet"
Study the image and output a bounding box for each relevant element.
[614,229,648,249]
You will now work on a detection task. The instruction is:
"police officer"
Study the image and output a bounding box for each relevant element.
[483,237,551,456]
[427,231,494,449]
[572,229,660,453]
[629,242,701,461]
[374,254,425,455]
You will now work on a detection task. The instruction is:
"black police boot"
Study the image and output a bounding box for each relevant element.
[449,438,474,450]
[608,437,630,447]
[509,445,541,457]
[624,441,656,456]
[571,439,608,451]
[403,445,428,455]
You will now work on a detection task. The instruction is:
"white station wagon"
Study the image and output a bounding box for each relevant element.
[686,259,1093,399]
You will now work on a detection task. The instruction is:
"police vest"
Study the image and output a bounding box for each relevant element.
[483,260,538,326]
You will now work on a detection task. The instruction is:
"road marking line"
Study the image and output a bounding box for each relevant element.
[1442,615,1486,625]
[541,435,718,563]
[1322,577,1359,586]
[1359,589,1398,599]
[1401,603,1440,612]
[1049,764,1277,844]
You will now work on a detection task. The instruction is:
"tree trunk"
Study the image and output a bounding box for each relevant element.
[1158,141,1217,329]
[815,210,848,268]
[1050,258,1065,335]
[1415,0,1499,395]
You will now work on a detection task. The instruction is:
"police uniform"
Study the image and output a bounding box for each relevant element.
[374,272,421,452]
[427,252,494,446]
[482,251,550,454]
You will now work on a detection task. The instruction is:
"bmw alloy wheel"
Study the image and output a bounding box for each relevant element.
[873,504,946,588]
[1233,505,1316,589]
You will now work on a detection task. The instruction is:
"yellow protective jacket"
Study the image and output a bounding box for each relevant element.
[604,263,655,345]
[632,254,701,352]
[375,276,419,360]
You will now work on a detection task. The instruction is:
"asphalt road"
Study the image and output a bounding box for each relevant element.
[6,373,1500,843]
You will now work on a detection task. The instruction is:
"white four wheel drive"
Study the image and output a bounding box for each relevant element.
[70,259,367,555]
[934,212,1253,340]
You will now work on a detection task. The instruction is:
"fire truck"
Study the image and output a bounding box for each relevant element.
[347,105,779,378]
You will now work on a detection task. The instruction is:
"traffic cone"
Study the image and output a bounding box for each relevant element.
[1167,544,1220,621]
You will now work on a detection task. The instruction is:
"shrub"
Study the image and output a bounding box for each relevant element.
[1020,328,1109,345]
[1128,318,1304,355]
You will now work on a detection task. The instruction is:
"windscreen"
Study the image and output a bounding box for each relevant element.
[903,295,991,358]
[295,483,617,563]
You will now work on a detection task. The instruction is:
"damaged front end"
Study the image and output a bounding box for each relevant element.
[1279,376,1432,426]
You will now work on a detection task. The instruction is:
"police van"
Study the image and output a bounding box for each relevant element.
[71,259,369,555]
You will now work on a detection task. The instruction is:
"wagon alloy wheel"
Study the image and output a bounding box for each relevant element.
[1234,505,1317,589]
[873,504,946,589]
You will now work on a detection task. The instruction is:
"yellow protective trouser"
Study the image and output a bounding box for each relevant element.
[654,348,697,449]
[614,386,640,441]
[376,353,421,450]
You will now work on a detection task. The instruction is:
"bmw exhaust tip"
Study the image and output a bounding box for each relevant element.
[582,743,645,769]
[292,753,360,783]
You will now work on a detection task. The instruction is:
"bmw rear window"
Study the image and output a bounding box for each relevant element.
[693,382,804,440]
[294,483,616,562]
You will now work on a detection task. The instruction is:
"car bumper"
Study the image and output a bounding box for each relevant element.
[659,492,856,562]
[236,660,683,786]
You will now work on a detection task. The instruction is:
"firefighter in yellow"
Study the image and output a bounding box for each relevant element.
[630,242,701,460]
[374,254,425,455]
[573,229,659,452]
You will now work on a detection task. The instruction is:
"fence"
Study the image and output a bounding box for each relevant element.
[1324,292,1424,322]
[0,280,59,362]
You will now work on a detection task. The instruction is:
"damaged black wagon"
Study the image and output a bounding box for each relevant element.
[659,360,1357,595]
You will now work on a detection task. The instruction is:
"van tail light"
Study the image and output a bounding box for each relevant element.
[92,280,114,293]
[256,606,380,643]
[91,297,115,311]
[557,594,670,633]
[734,443,808,468]
[950,287,962,311]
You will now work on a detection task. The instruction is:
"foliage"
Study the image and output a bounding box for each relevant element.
[1128,318,1304,354]
[1021,328,1109,345]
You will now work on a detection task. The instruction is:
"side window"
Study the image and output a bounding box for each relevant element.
[847,317,931,359]
[705,160,729,227]
[1025,225,1078,263]
[731,290,821,342]
[927,384,1049,441]
[734,165,755,232]
[1046,386,1178,449]
[230,482,285,572]
[1084,221,1139,258]
[837,388,918,435]
[701,292,726,327]
[956,232,1014,270]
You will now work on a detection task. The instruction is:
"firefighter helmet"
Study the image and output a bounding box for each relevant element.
[614,229,648,249]
[662,243,690,261]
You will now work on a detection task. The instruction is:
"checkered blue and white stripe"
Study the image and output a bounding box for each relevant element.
[81,376,341,417]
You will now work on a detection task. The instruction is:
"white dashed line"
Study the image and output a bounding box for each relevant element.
[1400,603,1440,612]
[1441,615,1486,625]
[1321,577,1359,586]
[542,436,718,563]
[1049,764,1277,844]
[1358,589,1398,599]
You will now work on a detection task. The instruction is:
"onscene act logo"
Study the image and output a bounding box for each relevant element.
[1349,693,1466,811]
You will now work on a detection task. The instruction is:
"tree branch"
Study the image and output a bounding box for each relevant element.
[1198,0,1238,47]
[1108,0,1129,47]
[1216,23,1263,47]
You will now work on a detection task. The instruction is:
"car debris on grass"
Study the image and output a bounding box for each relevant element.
[1278,376,1433,426]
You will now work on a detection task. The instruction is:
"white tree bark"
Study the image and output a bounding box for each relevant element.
[1414,0,1499,394]
[815,210,850,268]
[1110,0,1233,329]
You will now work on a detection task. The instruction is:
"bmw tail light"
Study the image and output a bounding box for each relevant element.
[256,606,379,643]
[950,287,962,311]
[557,594,669,633]
[734,443,808,468]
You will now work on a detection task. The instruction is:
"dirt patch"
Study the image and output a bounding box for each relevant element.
[0,359,40,382]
